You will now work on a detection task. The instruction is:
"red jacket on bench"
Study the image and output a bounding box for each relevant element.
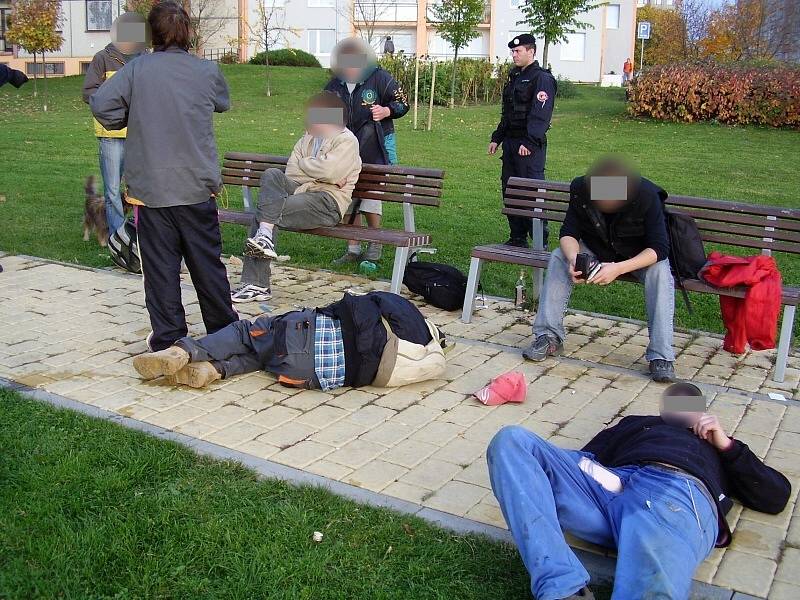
[700,252,782,354]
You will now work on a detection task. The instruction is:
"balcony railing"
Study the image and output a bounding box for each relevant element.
[426,2,491,25]
[353,2,418,23]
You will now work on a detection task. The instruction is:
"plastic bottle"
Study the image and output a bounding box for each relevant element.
[515,270,527,308]
[359,260,378,275]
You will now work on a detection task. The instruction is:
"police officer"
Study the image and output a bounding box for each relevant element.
[489,34,556,248]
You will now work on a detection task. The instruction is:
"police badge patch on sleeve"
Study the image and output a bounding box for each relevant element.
[536,90,549,106]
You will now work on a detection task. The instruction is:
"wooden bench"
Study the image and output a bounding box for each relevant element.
[462,177,800,383]
[218,152,444,294]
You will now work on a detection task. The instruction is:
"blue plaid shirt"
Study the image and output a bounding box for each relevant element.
[314,314,346,391]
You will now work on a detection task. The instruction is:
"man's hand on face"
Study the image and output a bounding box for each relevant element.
[370,105,391,121]
[518,144,531,156]
[488,142,498,155]
[588,262,621,285]
[693,414,733,451]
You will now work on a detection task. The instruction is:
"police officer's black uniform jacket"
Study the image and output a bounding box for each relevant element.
[325,67,409,165]
[491,61,557,150]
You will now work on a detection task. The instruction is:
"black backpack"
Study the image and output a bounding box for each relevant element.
[403,256,467,311]
[108,219,142,274]
[664,208,706,313]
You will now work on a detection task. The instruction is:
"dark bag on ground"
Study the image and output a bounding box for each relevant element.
[664,208,706,313]
[403,255,467,311]
[108,219,142,274]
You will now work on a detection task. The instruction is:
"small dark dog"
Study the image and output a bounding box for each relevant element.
[83,175,129,246]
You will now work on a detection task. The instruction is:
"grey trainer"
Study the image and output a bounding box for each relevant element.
[362,242,383,261]
[649,359,675,383]
[333,251,362,265]
[522,335,563,361]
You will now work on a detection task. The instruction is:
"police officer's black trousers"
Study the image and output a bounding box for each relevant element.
[501,138,549,246]
[138,198,239,352]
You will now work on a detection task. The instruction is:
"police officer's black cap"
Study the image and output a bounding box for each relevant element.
[508,34,536,49]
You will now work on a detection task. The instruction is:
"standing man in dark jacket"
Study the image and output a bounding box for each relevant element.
[487,382,791,600]
[82,12,144,236]
[90,1,238,352]
[489,34,556,248]
[325,37,409,264]
[524,158,676,382]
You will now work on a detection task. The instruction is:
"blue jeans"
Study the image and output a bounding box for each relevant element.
[532,245,675,362]
[487,426,718,600]
[98,137,126,235]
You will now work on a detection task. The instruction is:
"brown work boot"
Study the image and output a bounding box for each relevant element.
[562,587,595,600]
[165,361,221,389]
[133,346,190,380]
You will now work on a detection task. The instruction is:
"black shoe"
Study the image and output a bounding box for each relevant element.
[649,359,675,383]
[522,335,563,361]
[504,238,530,249]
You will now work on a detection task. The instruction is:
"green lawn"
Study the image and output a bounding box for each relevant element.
[0,389,612,599]
[1,65,799,337]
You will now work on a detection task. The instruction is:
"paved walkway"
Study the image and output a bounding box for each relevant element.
[1,253,799,599]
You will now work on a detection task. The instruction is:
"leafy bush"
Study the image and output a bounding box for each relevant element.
[250,49,321,68]
[218,52,238,64]
[555,76,578,99]
[378,55,576,106]
[627,63,800,128]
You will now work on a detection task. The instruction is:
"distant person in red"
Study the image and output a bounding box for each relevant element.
[623,58,633,85]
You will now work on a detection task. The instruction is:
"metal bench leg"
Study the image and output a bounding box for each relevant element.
[773,304,795,383]
[390,246,410,294]
[461,257,482,324]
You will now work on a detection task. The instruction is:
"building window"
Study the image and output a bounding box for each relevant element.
[26,61,65,75]
[308,29,336,55]
[80,61,92,74]
[560,33,585,62]
[86,0,113,32]
[308,0,335,7]
[0,8,12,52]
[607,4,620,29]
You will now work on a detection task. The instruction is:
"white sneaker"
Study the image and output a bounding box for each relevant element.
[245,231,277,259]
[230,284,272,303]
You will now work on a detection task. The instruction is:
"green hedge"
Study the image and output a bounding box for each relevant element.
[378,55,577,106]
[250,48,321,68]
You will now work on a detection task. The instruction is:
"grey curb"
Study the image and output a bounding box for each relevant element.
[2,379,748,599]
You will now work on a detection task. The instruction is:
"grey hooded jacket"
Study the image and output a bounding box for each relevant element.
[90,47,230,208]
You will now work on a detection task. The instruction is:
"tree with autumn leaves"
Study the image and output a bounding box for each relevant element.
[5,0,63,110]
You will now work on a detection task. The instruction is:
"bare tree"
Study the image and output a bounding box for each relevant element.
[249,0,297,96]
[189,0,234,54]
[678,0,713,59]
[340,0,401,46]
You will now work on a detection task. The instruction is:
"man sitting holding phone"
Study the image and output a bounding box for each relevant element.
[524,158,676,382]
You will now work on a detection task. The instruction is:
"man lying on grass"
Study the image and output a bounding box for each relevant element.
[487,382,791,600]
[133,291,446,390]
[230,92,362,304]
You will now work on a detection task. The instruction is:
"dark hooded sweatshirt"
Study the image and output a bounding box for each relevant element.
[582,415,792,547]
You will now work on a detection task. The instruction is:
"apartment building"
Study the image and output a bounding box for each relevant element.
[1,0,637,83]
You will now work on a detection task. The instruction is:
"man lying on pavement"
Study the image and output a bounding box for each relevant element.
[487,382,791,600]
[133,291,446,390]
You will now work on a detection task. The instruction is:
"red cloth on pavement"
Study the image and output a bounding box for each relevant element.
[699,252,782,354]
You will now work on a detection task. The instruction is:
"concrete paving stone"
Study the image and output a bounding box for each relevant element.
[206,421,268,447]
[310,420,369,447]
[773,547,800,585]
[713,550,776,598]
[374,389,423,411]
[420,389,468,411]
[431,438,486,467]
[730,432,772,459]
[399,459,462,491]
[380,438,439,468]
[345,404,396,427]
[188,390,243,412]
[727,518,784,560]
[437,404,494,427]
[220,374,274,395]
[296,404,349,428]
[305,459,354,481]
[235,388,287,411]
[693,560,718,584]
[767,581,800,600]
[326,389,377,410]
[325,439,387,469]
[391,405,443,429]
[248,405,302,429]
[359,420,414,447]
[788,515,800,546]
[272,441,335,469]
[194,404,254,428]
[408,421,464,446]
[173,420,219,439]
[464,502,506,529]
[771,430,800,455]
[382,481,430,504]
[145,404,207,429]
[257,421,317,448]
[116,403,158,420]
[423,480,489,516]
[345,460,408,492]
[282,390,331,411]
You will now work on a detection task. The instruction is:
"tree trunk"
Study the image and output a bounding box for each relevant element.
[41,51,48,111]
[264,15,271,97]
[449,46,459,108]
[542,40,549,69]
[31,52,38,98]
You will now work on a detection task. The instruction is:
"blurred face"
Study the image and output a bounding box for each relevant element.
[659,383,706,427]
[307,122,342,138]
[306,105,344,137]
[590,175,629,214]
[342,65,363,84]
[114,41,141,55]
[511,45,535,67]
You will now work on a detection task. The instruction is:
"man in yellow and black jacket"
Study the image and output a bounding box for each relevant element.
[82,33,142,236]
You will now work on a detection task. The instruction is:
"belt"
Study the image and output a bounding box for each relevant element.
[643,462,718,517]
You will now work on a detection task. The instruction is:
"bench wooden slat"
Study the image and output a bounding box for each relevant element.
[508,177,570,192]
[503,208,568,222]
[668,195,800,220]
[671,207,800,234]
[505,188,571,202]
[218,209,431,247]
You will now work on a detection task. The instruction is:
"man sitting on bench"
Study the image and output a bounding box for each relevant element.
[230,92,362,303]
[132,291,445,390]
[524,158,676,382]
[487,382,791,600]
